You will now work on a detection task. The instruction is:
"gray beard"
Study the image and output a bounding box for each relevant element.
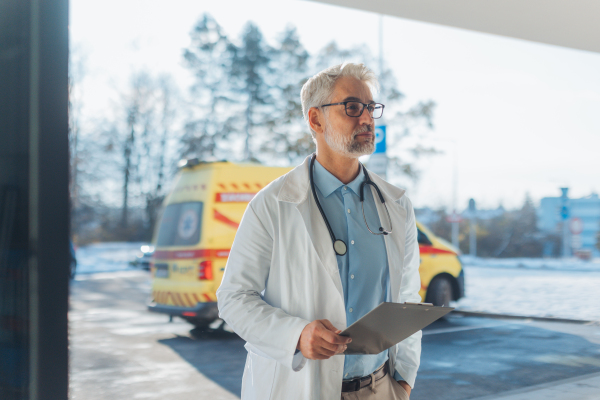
[323,121,375,158]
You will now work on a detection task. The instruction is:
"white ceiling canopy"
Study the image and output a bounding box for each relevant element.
[311,0,600,53]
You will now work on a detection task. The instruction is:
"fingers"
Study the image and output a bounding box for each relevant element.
[298,319,353,360]
[320,320,352,344]
[313,321,351,356]
[315,335,345,354]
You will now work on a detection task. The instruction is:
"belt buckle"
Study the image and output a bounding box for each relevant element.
[344,377,361,392]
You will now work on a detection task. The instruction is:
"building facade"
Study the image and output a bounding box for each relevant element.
[537,193,600,257]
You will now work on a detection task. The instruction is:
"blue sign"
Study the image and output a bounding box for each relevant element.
[374,125,386,154]
[561,205,569,220]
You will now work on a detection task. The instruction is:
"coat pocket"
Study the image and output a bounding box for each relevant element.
[241,350,277,400]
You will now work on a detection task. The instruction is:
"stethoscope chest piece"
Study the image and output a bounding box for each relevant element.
[334,239,347,256]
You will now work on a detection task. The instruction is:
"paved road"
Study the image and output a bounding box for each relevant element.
[69,271,600,399]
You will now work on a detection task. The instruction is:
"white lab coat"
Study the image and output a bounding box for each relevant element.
[217,156,422,400]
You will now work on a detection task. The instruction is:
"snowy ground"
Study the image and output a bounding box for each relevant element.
[74,242,146,274]
[455,256,600,322]
[73,243,600,322]
[459,255,600,272]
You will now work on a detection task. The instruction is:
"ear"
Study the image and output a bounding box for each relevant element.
[308,107,324,135]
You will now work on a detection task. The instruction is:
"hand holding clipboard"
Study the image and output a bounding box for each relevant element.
[340,302,454,354]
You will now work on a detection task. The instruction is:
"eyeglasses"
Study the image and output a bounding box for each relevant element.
[320,101,385,119]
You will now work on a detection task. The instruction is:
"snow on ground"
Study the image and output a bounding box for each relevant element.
[75,242,147,274]
[456,257,600,322]
[459,255,600,272]
[73,243,600,321]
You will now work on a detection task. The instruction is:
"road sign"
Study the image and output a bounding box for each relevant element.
[446,213,463,223]
[571,234,582,250]
[374,125,386,154]
[569,217,583,235]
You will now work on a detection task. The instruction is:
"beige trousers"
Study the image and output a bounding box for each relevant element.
[340,373,409,400]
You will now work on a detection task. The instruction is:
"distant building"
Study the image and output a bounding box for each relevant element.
[537,193,600,257]
[414,205,506,226]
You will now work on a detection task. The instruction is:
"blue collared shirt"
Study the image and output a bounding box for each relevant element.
[312,160,390,380]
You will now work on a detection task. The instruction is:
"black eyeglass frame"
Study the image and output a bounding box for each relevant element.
[320,101,385,119]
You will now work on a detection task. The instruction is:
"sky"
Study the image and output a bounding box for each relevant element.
[70,0,600,211]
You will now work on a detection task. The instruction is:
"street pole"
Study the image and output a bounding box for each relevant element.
[560,187,570,258]
[379,15,383,76]
[368,14,388,180]
[469,198,477,256]
[452,220,459,250]
[451,141,459,250]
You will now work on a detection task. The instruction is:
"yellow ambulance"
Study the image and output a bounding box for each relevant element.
[148,159,464,327]
[416,221,464,307]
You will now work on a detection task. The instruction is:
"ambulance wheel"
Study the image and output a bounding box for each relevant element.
[426,276,453,307]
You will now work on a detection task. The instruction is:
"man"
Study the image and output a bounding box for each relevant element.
[217,63,421,399]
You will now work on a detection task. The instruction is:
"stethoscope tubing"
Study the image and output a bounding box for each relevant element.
[309,153,392,256]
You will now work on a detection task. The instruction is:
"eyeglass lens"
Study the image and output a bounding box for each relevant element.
[345,102,384,119]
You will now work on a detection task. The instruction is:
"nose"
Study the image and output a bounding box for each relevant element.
[358,106,374,125]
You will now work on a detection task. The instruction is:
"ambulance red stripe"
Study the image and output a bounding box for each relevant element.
[153,248,230,260]
[418,246,455,255]
[213,209,240,230]
[183,293,194,307]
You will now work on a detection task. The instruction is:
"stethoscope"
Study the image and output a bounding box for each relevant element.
[309,153,393,256]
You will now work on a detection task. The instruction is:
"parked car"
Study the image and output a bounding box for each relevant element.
[131,245,154,270]
[416,222,465,307]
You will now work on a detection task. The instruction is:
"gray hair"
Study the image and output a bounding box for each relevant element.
[301,63,379,138]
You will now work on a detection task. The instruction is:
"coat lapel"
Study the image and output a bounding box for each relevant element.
[367,171,408,303]
[277,156,344,299]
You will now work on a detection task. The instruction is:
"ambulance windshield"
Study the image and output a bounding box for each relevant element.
[156,202,203,246]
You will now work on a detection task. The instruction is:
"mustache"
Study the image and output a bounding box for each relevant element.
[353,125,374,136]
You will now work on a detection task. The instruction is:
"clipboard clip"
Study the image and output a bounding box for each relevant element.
[404,302,434,306]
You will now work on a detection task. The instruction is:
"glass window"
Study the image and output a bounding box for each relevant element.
[156,202,203,246]
[417,228,432,246]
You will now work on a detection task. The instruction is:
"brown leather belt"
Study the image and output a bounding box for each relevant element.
[341,363,389,392]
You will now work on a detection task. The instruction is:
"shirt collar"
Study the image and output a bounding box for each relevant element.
[313,159,364,198]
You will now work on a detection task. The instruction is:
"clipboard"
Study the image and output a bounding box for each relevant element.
[340,302,454,354]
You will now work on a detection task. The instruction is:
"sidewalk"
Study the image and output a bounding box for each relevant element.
[470,371,600,400]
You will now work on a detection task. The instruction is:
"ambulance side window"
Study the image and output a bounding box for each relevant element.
[417,228,432,246]
[156,202,203,246]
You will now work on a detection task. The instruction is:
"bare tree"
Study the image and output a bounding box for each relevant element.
[120,72,155,227]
